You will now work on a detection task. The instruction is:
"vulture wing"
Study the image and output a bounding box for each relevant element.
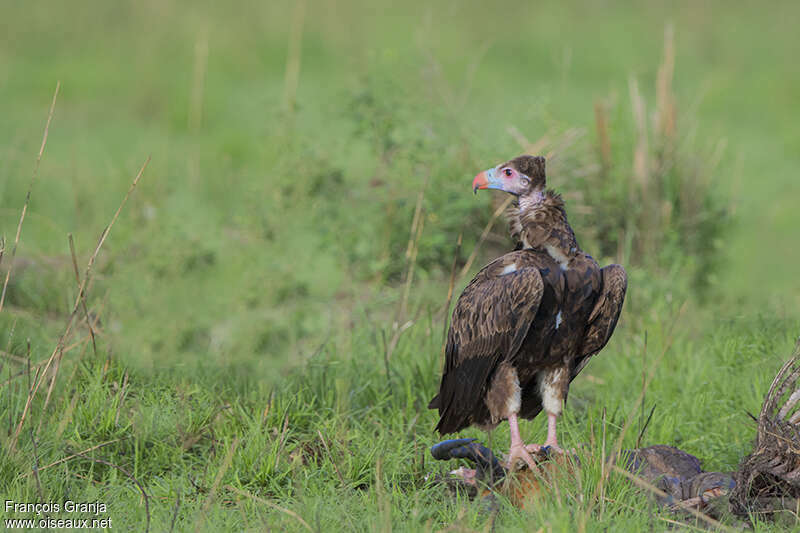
[571,263,627,379]
[430,252,546,434]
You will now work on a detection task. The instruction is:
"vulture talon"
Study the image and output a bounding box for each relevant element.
[506,444,538,472]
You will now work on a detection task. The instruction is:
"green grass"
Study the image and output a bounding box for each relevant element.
[2,0,800,530]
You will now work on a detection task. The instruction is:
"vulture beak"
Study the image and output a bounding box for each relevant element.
[472,168,502,194]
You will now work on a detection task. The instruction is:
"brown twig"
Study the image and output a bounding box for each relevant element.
[0,81,60,312]
[73,450,150,533]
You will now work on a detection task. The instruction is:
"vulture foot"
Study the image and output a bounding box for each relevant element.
[506,443,539,471]
[525,442,563,455]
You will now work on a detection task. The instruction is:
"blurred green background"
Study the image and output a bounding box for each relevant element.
[1,1,800,529]
[2,0,797,377]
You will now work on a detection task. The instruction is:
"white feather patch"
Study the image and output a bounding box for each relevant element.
[539,368,565,416]
[545,244,570,270]
[555,310,563,329]
[501,263,518,275]
[506,373,521,415]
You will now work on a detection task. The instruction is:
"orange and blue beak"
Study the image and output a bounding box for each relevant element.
[472,167,502,194]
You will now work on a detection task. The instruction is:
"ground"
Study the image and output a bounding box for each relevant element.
[1,1,799,531]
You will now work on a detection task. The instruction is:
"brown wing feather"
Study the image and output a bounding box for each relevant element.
[572,263,627,379]
[430,251,546,434]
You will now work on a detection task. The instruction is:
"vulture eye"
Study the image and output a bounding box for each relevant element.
[503,168,513,177]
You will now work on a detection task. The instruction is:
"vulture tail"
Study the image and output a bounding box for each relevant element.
[428,394,441,410]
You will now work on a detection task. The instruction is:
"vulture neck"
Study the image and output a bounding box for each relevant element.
[515,190,579,269]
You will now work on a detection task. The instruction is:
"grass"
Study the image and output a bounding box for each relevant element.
[1,0,800,530]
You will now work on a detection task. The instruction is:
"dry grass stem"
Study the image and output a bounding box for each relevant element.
[386,176,429,362]
[582,300,688,524]
[594,101,612,172]
[440,232,463,365]
[189,30,209,131]
[655,24,676,143]
[610,465,733,532]
[68,233,97,356]
[0,81,60,313]
[10,363,43,451]
[0,358,49,389]
[398,174,429,322]
[283,0,306,114]
[376,458,391,532]
[115,370,129,426]
[168,494,182,533]
[204,438,239,512]
[458,195,513,280]
[317,429,345,486]
[21,440,123,479]
[9,156,149,451]
[54,389,80,439]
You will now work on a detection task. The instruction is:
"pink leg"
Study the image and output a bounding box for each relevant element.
[506,413,538,470]
[525,413,563,453]
[544,412,562,450]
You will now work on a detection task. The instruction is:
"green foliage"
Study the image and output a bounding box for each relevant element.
[1,0,800,530]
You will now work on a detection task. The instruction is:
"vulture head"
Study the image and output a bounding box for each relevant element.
[472,155,546,197]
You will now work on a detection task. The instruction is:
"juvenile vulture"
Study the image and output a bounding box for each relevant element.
[429,155,627,470]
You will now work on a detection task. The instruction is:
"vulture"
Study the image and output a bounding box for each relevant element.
[429,155,627,470]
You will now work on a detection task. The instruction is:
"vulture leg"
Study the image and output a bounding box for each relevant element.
[507,413,538,471]
[525,367,569,454]
[524,413,563,454]
[486,363,539,470]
